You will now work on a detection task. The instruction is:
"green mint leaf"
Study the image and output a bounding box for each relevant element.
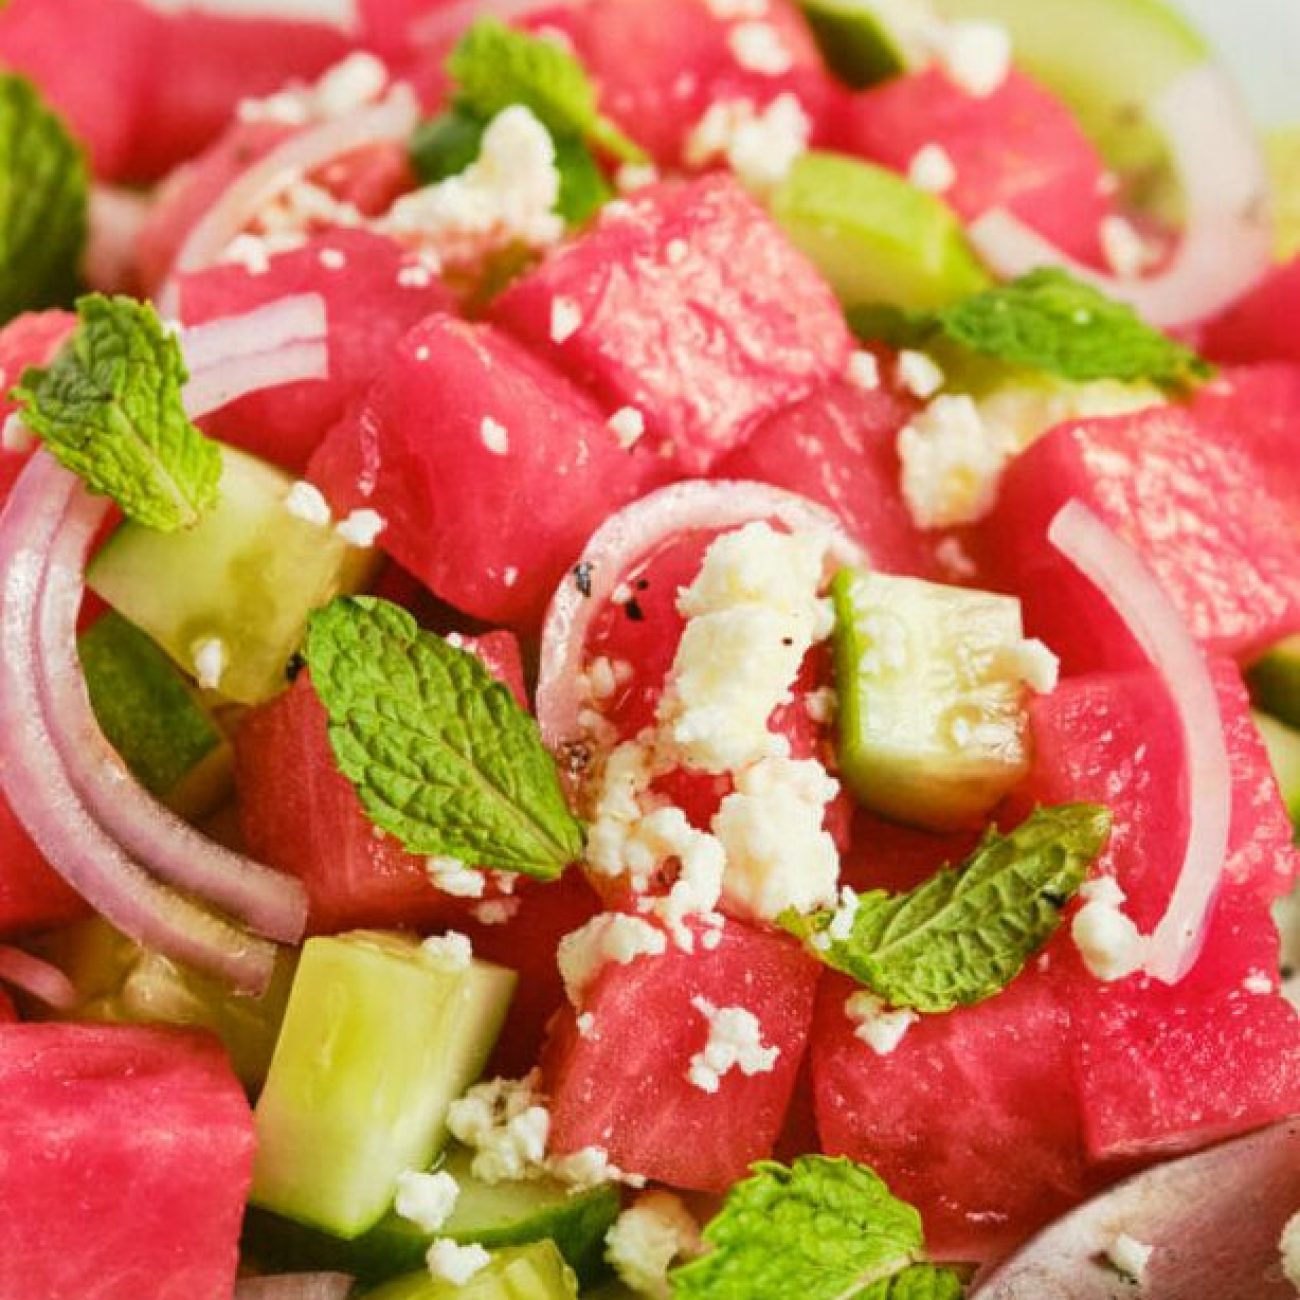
[850,268,1211,390]
[305,596,585,877]
[0,74,88,321]
[860,1265,967,1300]
[447,17,646,163]
[13,295,221,531]
[552,131,614,225]
[671,1156,964,1299]
[785,804,1112,1012]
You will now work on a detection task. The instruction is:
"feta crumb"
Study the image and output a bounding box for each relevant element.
[686,998,779,1093]
[426,857,487,899]
[826,886,860,941]
[426,1238,490,1286]
[221,233,272,276]
[480,416,510,456]
[683,93,810,194]
[313,52,389,118]
[472,898,520,926]
[447,1076,551,1184]
[616,162,660,193]
[898,394,1012,529]
[846,349,880,391]
[896,350,945,399]
[1,413,34,454]
[336,508,387,547]
[584,655,630,702]
[557,913,669,1005]
[1006,637,1060,694]
[1279,1209,1300,1290]
[549,1145,641,1190]
[550,295,583,343]
[394,1169,460,1233]
[934,535,977,579]
[397,262,435,288]
[502,565,519,588]
[705,0,768,15]
[1099,214,1152,281]
[421,930,473,971]
[283,480,332,526]
[191,637,228,692]
[1072,875,1147,982]
[728,20,793,74]
[908,143,957,194]
[1243,971,1275,995]
[318,247,347,270]
[576,1011,596,1038]
[936,21,1012,98]
[665,237,690,266]
[608,406,646,449]
[606,1191,702,1299]
[846,991,918,1055]
[1105,1232,1154,1285]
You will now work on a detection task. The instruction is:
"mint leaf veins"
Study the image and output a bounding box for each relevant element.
[13,295,221,532]
[305,596,584,878]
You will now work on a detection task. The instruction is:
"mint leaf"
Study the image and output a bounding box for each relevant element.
[447,17,645,163]
[861,1266,966,1300]
[13,295,221,531]
[785,804,1111,1012]
[850,268,1210,390]
[0,74,88,320]
[671,1156,965,1299]
[305,596,584,877]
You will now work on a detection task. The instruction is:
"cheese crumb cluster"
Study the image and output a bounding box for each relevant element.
[686,997,780,1093]
[394,1168,460,1233]
[846,991,919,1056]
[605,1191,702,1299]
[1072,875,1147,982]
[684,93,811,194]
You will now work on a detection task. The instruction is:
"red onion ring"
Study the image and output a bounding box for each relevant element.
[181,292,328,374]
[0,456,282,993]
[0,944,79,1011]
[138,0,358,27]
[183,340,329,422]
[233,1275,355,1300]
[968,65,1272,328]
[536,479,865,754]
[1047,498,1231,984]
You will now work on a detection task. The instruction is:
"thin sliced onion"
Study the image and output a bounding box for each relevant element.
[34,458,308,943]
[158,87,420,315]
[233,1275,355,1300]
[408,0,552,45]
[0,944,79,1010]
[536,479,864,755]
[0,455,282,993]
[184,340,329,421]
[1047,499,1231,984]
[969,64,1272,328]
[181,292,328,374]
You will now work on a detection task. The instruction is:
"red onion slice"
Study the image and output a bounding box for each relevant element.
[968,64,1272,328]
[408,0,552,45]
[183,340,329,421]
[0,944,79,1010]
[234,1275,355,1300]
[135,0,358,27]
[181,292,328,374]
[1047,499,1231,984]
[0,456,281,993]
[33,456,307,943]
[537,479,864,754]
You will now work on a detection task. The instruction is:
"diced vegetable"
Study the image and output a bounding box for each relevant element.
[361,1241,578,1300]
[1250,635,1300,731]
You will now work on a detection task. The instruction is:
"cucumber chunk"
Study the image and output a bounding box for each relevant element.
[1250,635,1300,732]
[87,445,375,706]
[798,0,933,88]
[251,932,516,1238]
[1253,711,1300,835]
[831,569,1039,830]
[362,1242,578,1300]
[771,152,990,313]
[244,1145,618,1286]
[79,611,232,819]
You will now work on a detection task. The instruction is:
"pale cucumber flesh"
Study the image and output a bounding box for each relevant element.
[1253,711,1300,835]
[360,1242,578,1300]
[798,0,930,88]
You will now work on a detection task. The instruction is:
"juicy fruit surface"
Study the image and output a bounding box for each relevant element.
[543,918,820,1192]
[0,1024,254,1299]
[1202,255,1300,369]
[0,795,88,936]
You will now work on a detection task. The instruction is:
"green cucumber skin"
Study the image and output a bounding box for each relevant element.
[358,1242,579,1300]
[1250,636,1300,732]
[1253,711,1300,835]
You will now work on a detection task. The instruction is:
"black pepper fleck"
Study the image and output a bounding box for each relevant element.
[573,562,594,598]
[624,598,645,622]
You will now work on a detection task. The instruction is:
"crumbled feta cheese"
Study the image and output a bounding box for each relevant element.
[898,394,1013,529]
[191,637,228,691]
[421,930,473,971]
[705,0,768,16]
[908,143,957,194]
[283,480,332,526]
[426,857,487,899]
[826,886,861,942]
[845,991,918,1055]
[1073,875,1147,982]
[936,21,1012,98]
[683,93,811,193]
[576,1011,596,1038]
[318,247,347,271]
[665,238,690,266]
[472,898,521,927]
[846,350,880,391]
[549,1145,641,1190]
[480,416,510,456]
[1279,1209,1300,1290]
[237,89,312,127]
[550,295,583,343]
[1005,637,1060,694]
[1099,214,1152,281]
[584,655,630,702]
[713,756,840,921]
[336,508,387,547]
[502,565,519,587]
[397,261,436,288]
[1,413,34,454]
[313,52,389,118]
[426,1239,490,1286]
[394,1169,460,1233]
[1105,1233,1154,1285]
[1243,971,1275,995]
[221,233,273,276]
[686,998,779,1093]
[616,162,660,193]
[896,350,945,399]
[728,20,793,75]
[447,1076,551,1184]
[557,913,669,1005]
[935,535,978,579]
[606,1191,702,1299]
[608,406,647,449]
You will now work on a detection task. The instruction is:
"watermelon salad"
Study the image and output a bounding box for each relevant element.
[0,0,1299,1296]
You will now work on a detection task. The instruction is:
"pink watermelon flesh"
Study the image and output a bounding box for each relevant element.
[489,174,853,476]
[179,230,454,472]
[1202,255,1300,368]
[835,68,1114,265]
[0,796,89,938]
[0,991,13,1021]
[309,313,665,630]
[0,309,76,505]
[0,1024,254,1299]
[977,403,1300,673]
[543,917,820,1192]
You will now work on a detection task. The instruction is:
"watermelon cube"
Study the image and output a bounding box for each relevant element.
[490,175,853,476]
[0,309,76,507]
[309,314,664,629]
[0,795,88,936]
[0,1024,254,1299]
[0,991,13,1021]
[543,917,820,1192]
[179,230,454,473]
[1202,255,1300,369]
